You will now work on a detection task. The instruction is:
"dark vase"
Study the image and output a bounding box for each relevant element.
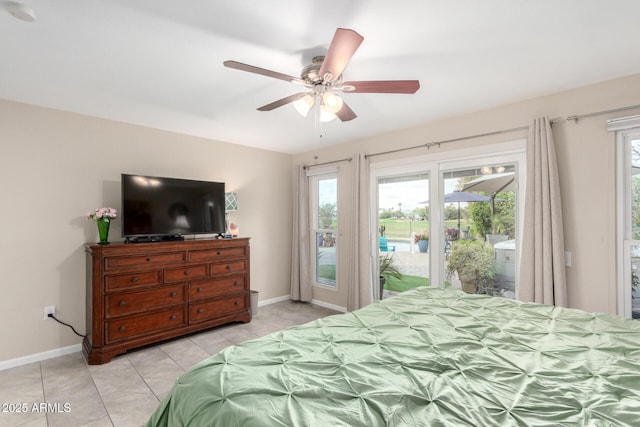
[97,219,110,245]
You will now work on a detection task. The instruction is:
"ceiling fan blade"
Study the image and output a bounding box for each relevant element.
[257,93,308,111]
[335,101,357,122]
[224,60,306,85]
[318,28,364,82]
[342,80,420,94]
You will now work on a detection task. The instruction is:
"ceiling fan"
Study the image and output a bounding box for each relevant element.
[223,28,420,122]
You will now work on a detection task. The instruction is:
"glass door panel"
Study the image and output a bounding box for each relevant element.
[377,173,430,299]
[442,164,518,298]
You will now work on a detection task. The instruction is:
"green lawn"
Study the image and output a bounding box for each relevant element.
[379,219,470,239]
[383,274,429,292]
[383,274,452,292]
[318,265,336,281]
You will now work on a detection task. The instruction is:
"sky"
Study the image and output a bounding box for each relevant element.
[378,178,459,212]
[319,175,466,212]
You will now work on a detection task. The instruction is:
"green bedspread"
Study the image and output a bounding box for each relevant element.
[146,288,640,426]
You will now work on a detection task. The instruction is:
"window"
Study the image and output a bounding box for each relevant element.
[616,123,640,318]
[310,172,338,287]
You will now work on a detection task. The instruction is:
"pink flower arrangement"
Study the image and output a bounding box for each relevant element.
[86,207,117,222]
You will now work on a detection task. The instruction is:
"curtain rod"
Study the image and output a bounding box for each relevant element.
[365,104,640,160]
[562,103,640,123]
[303,156,352,170]
[365,125,528,159]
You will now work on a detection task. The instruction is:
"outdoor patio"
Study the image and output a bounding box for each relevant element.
[381,242,517,299]
[381,249,463,299]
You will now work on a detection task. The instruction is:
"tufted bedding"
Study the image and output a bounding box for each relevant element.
[146,287,640,426]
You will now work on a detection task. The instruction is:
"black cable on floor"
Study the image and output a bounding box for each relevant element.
[48,313,86,337]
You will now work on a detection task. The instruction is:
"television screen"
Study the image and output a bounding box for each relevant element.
[121,174,226,238]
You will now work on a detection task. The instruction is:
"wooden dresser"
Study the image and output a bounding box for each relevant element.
[83,238,251,364]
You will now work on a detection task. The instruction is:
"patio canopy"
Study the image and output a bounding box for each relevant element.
[462,172,515,193]
[420,191,491,237]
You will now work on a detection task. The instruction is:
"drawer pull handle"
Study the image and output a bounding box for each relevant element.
[170,314,177,320]
[119,300,126,307]
[226,265,231,270]
[233,281,239,286]
[146,257,151,262]
[217,251,221,255]
[234,301,240,306]
[197,308,203,314]
[119,326,125,332]
[170,292,177,297]
[197,287,203,293]
[131,276,138,283]
[184,270,190,276]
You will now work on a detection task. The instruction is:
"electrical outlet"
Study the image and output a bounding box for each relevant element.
[44,305,56,320]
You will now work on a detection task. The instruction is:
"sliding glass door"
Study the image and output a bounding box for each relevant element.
[372,142,525,300]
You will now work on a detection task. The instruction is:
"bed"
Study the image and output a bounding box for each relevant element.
[146,287,640,426]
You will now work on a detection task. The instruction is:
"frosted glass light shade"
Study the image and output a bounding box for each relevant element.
[293,94,314,117]
[322,92,343,113]
[319,105,337,122]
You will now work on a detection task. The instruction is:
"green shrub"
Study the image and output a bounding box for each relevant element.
[446,240,495,294]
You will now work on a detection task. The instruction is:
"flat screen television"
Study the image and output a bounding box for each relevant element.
[121,174,226,241]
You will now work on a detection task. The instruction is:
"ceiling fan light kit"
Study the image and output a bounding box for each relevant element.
[224,28,420,123]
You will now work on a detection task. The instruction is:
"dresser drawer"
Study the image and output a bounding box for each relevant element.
[104,252,185,270]
[190,296,246,323]
[105,270,162,292]
[164,264,208,283]
[105,308,185,343]
[189,276,245,301]
[210,260,246,275]
[105,284,185,318]
[189,246,247,262]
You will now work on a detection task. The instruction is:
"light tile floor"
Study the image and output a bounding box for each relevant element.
[0,300,339,427]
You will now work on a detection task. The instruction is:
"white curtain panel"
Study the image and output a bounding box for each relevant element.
[347,153,374,311]
[518,117,568,306]
[290,164,312,302]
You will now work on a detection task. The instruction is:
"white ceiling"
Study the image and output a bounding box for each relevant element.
[2,1,640,154]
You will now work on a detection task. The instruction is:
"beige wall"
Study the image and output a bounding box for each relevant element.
[294,72,640,315]
[0,100,293,364]
[4,71,640,364]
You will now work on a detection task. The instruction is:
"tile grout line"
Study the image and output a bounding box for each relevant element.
[38,362,49,427]
[126,351,173,405]
[85,363,115,427]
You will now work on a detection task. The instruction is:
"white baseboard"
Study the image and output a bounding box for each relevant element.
[257,294,346,313]
[311,299,347,313]
[257,294,291,307]
[0,344,82,371]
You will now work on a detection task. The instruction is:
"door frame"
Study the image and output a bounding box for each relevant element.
[370,140,526,296]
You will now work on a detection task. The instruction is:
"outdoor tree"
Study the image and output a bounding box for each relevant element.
[633,176,640,240]
[319,202,336,229]
[412,206,429,220]
[469,192,515,238]
[444,204,465,221]
[379,208,394,220]
[632,141,640,239]
[469,201,492,238]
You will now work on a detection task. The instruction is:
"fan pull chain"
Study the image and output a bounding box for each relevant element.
[313,97,323,159]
